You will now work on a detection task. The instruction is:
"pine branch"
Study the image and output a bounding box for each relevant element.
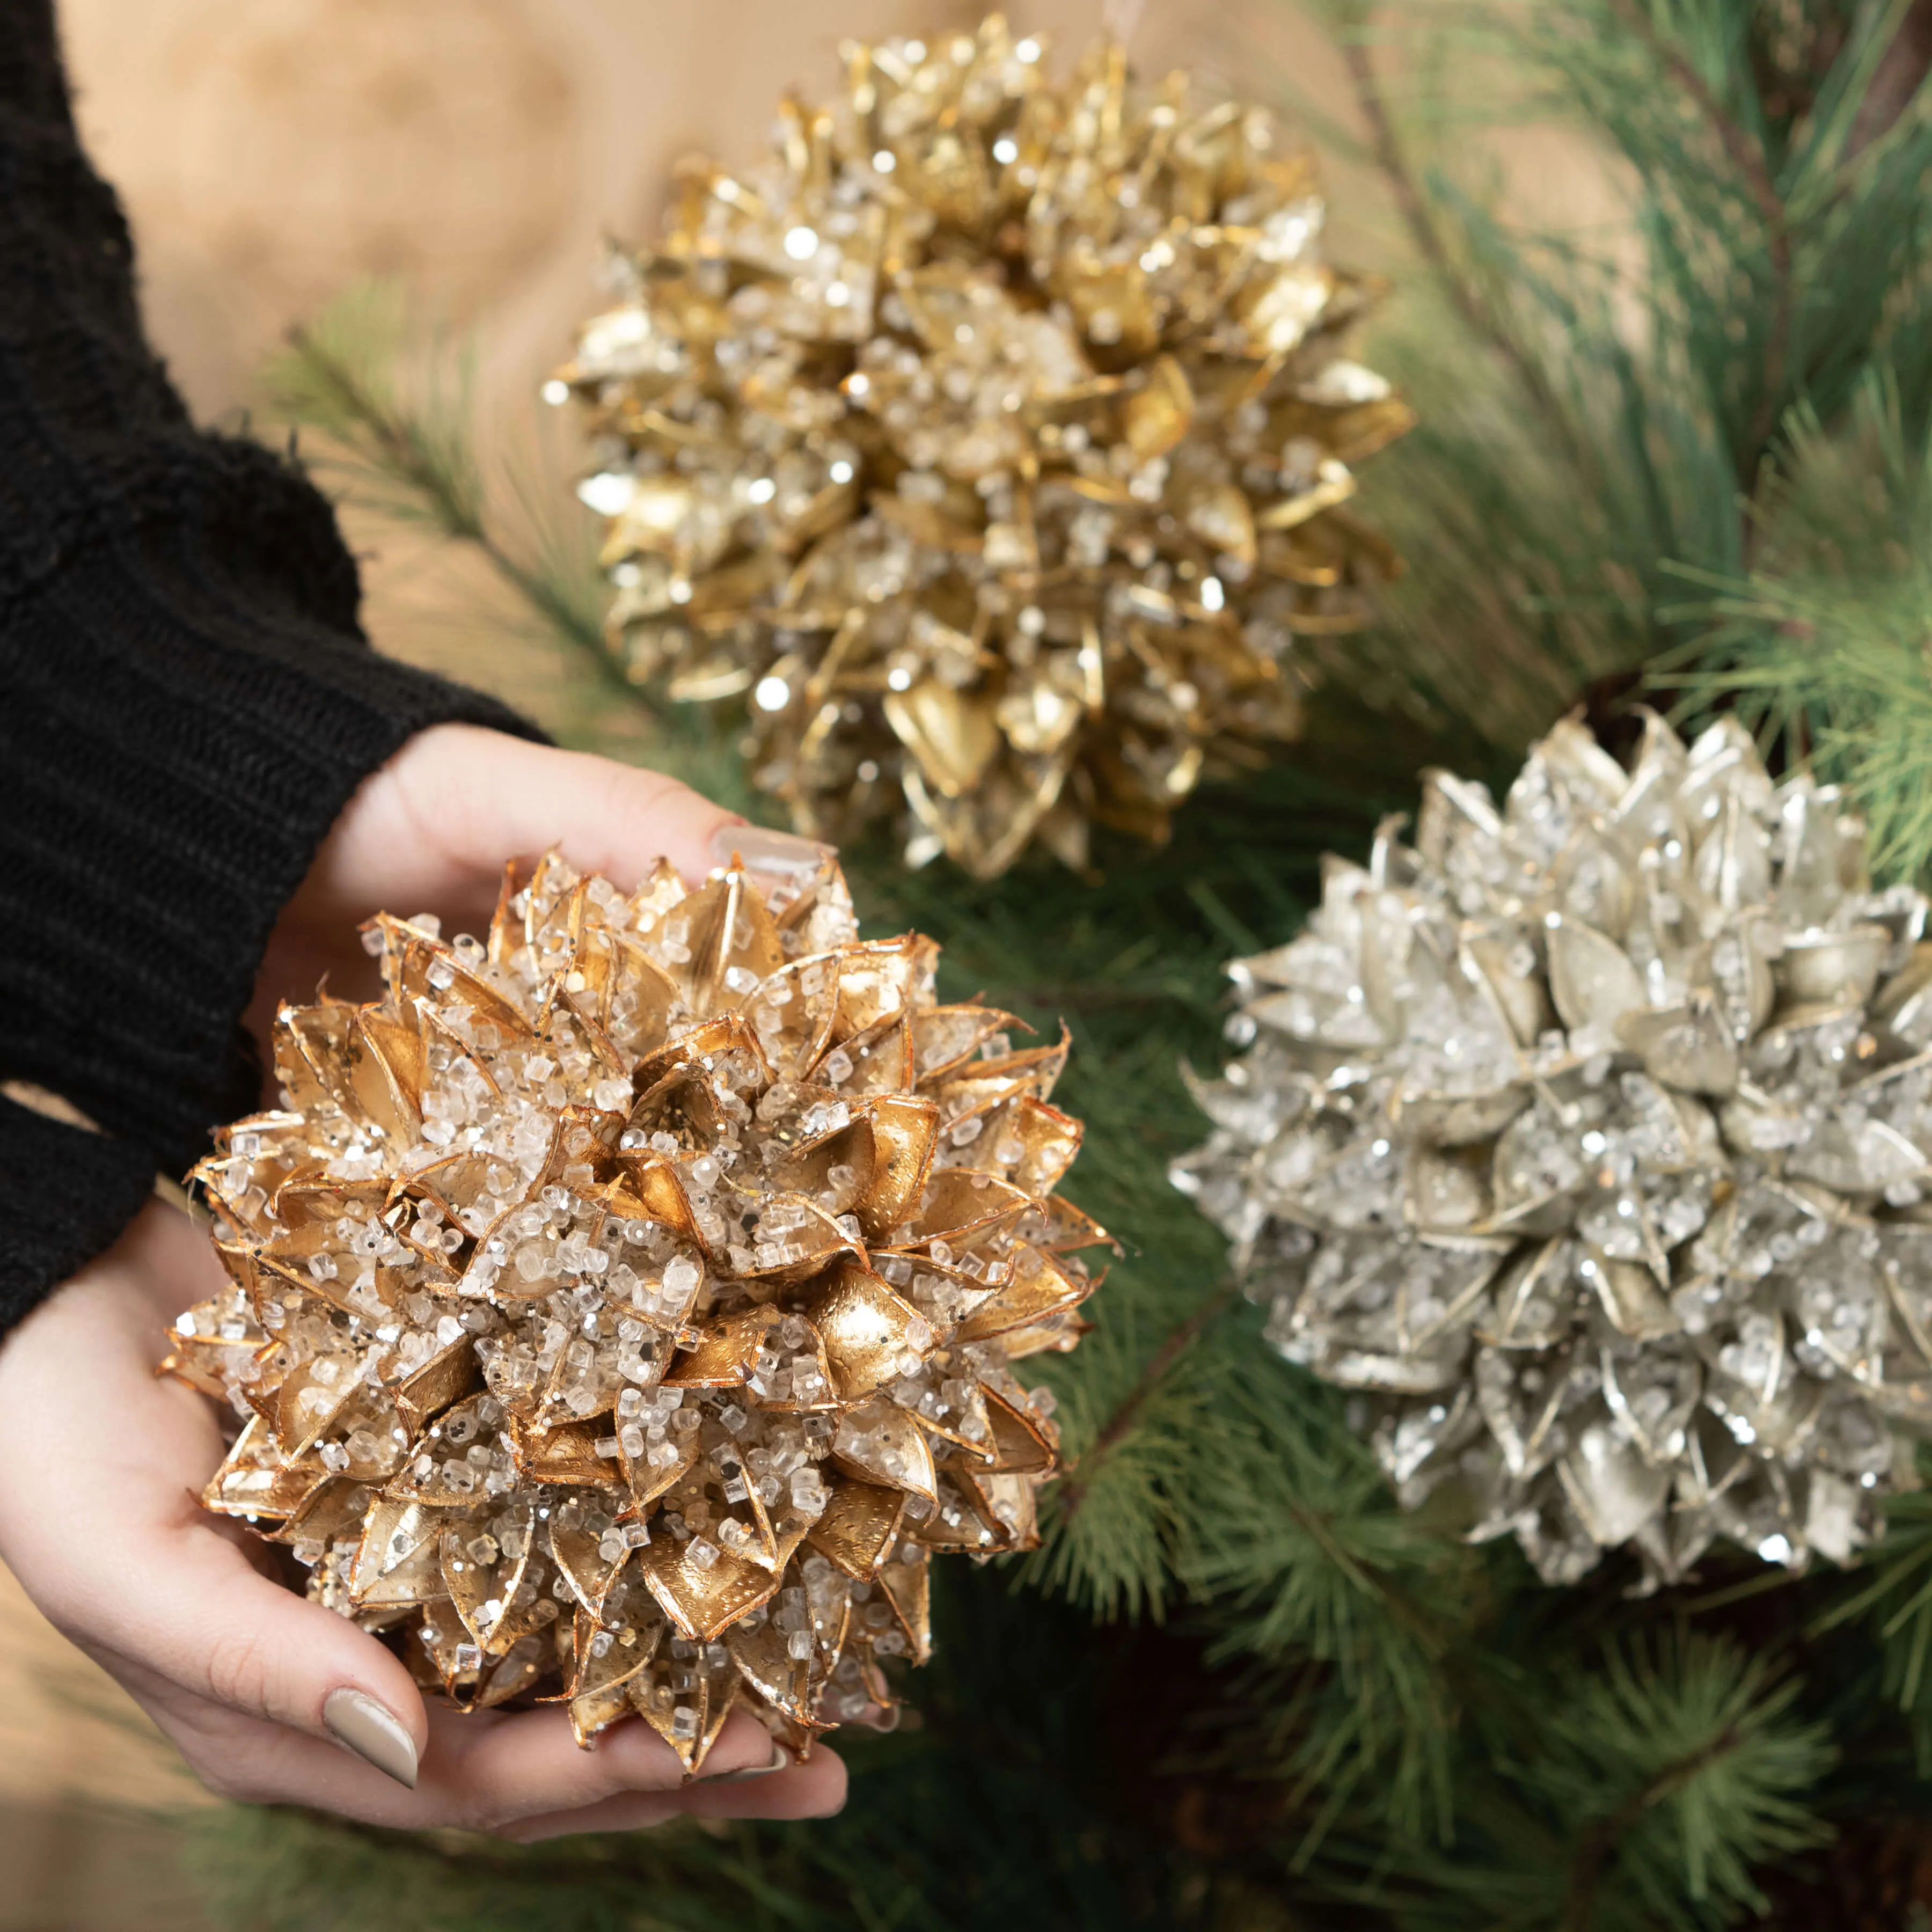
[1562,1723,1744,1932]
[1847,0,1932,157]
[1598,0,1792,477]
[272,296,659,720]
[1339,21,1607,497]
[1053,1280,1238,1528]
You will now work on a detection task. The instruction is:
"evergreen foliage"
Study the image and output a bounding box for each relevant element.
[188,3,1932,1922]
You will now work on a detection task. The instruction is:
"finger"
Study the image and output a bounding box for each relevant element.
[0,1205,419,1810]
[122,1687,420,1816]
[0,1202,217,1439]
[500,1741,846,1842]
[272,728,747,955]
[674,1742,848,1821]
[396,726,750,896]
[130,1678,828,1832]
[497,1790,680,1841]
[74,1519,431,1785]
[426,1704,775,1829]
[0,1209,240,1604]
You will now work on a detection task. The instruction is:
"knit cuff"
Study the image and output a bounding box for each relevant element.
[0,1094,160,1330]
[0,508,542,1195]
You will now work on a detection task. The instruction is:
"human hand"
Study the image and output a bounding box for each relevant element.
[245,721,823,1071]
[0,728,843,1832]
[0,1200,846,1832]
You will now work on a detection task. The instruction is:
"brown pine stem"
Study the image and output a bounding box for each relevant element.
[1054,1281,1238,1525]
[1562,1723,1744,1931]
[1846,0,1932,159]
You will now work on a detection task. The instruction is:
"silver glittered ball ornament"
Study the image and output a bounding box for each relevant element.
[1173,712,1932,1587]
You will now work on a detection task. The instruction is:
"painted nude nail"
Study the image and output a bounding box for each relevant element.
[705,1741,789,1783]
[709,823,836,879]
[323,1687,420,1790]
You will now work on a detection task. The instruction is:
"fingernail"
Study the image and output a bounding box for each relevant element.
[706,1740,789,1783]
[710,823,837,879]
[323,1687,419,1790]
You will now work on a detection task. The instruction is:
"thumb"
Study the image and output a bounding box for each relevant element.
[133,1525,429,1788]
[397,726,791,890]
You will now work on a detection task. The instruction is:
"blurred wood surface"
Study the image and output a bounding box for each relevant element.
[0,1562,206,1812]
[0,1561,215,1928]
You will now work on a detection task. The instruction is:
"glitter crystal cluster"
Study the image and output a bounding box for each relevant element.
[1172,714,1932,1587]
[553,13,1410,879]
[166,852,1108,1770]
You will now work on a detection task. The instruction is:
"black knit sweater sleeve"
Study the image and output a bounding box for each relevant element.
[0,2,541,1329]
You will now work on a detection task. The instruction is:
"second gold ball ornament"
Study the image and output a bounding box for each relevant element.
[557,14,1410,879]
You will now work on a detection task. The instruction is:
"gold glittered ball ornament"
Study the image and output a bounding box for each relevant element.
[167,850,1110,1770]
[1173,713,1932,1590]
[555,14,1410,879]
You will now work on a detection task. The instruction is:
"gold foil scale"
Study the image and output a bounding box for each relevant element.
[554,14,1409,878]
[168,852,1109,1771]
